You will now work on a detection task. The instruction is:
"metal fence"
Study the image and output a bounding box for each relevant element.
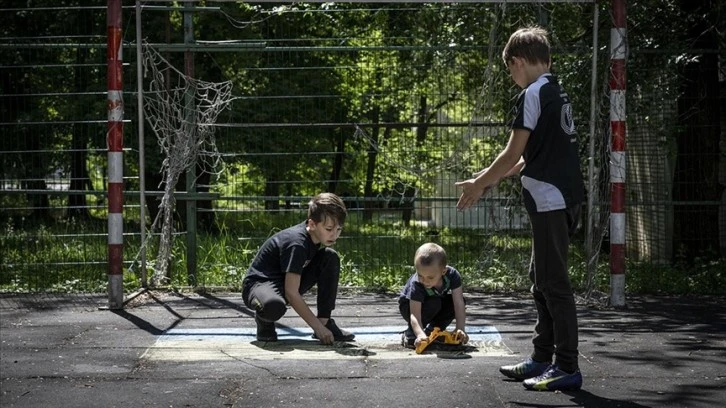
[1,1,724,295]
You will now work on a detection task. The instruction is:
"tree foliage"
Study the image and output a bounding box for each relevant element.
[1,0,724,263]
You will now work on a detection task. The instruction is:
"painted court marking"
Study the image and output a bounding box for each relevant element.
[142,325,512,361]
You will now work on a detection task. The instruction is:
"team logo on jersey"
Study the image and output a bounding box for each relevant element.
[561,103,576,135]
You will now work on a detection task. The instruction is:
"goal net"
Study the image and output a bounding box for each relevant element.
[141,43,234,286]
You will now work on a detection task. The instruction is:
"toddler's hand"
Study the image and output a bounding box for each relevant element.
[414,334,429,347]
[454,329,469,344]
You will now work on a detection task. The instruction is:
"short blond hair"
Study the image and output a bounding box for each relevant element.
[414,243,447,268]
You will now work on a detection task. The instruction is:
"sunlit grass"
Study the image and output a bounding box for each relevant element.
[1,212,725,295]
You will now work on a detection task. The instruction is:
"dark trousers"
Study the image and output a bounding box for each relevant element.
[242,247,341,322]
[398,294,457,337]
[528,205,581,373]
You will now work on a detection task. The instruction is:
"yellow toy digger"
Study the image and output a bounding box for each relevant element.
[415,327,463,354]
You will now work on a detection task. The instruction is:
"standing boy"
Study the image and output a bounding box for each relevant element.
[455,26,585,391]
[399,243,469,349]
[242,192,355,345]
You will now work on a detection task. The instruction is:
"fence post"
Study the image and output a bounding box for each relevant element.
[586,0,600,288]
[609,0,627,307]
[184,2,198,287]
[107,0,124,309]
[135,1,148,288]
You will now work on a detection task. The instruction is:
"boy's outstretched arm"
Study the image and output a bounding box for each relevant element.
[284,272,334,344]
[472,158,524,179]
[455,128,530,210]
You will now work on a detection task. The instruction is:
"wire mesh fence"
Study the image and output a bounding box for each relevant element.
[1,1,724,295]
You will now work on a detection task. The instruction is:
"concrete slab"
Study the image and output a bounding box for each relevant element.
[143,325,509,361]
[1,292,724,408]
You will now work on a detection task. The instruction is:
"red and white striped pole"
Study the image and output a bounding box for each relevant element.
[609,0,627,307]
[107,0,124,309]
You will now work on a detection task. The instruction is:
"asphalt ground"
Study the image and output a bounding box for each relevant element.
[1,290,725,408]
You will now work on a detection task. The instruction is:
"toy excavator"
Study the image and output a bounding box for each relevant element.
[415,327,462,354]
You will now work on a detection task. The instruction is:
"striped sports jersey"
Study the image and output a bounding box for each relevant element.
[512,73,585,213]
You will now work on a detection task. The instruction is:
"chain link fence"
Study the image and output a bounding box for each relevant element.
[1,1,724,295]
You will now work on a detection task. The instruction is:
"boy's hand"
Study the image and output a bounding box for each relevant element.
[314,326,335,345]
[454,329,469,344]
[454,178,490,210]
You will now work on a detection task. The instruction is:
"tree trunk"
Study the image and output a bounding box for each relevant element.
[68,124,90,219]
[67,5,93,219]
[264,180,280,210]
[416,95,428,145]
[26,132,50,220]
[194,166,217,233]
[328,128,345,194]
[363,107,380,222]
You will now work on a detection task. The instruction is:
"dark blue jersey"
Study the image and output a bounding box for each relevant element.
[244,221,321,285]
[399,265,462,303]
[512,74,585,213]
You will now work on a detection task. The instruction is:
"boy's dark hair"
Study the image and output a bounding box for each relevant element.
[414,243,447,268]
[308,192,347,225]
[502,26,551,66]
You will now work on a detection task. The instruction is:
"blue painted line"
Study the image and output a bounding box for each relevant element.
[159,325,501,344]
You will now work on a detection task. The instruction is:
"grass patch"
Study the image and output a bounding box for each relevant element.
[1,212,725,295]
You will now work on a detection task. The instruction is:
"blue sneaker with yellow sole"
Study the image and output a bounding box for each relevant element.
[499,357,551,381]
[522,364,583,391]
